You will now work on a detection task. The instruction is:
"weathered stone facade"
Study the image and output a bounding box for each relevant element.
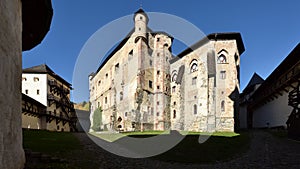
[89,9,244,132]
[0,0,25,168]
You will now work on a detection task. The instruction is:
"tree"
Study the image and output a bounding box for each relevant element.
[92,107,102,131]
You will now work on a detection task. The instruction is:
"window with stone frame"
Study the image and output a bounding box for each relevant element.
[192,77,197,85]
[217,54,227,64]
[173,110,176,119]
[221,100,225,112]
[120,92,123,101]
[190,59,198,73]
[172,73,177,82]
[220,71,226,79]
[193,104,197,115]
[149,80,153,88]
[172,86,176,92]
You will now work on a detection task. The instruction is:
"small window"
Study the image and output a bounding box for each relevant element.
[125,112,128,117]
[105,97,108,104]
[190,59,198,73]
[149,80,153,88]
[157,38,160,42]
[193,104,197,115]
[115,63,119,72]
[57,125,60,130]
[221,101,225,112]
[98,102,100,108]
[120,92,123,101]
[157,112,160,116]
[173,110,176,119]
[128,50,133,60]
[98,80,101,86]
[106,73,108,78]
[174,101,176,105]
[172,74,177,82]
[140,16,143,20]
[220,71,226,79]
[172,86,176,92]
[157,101,160,105]
[192,77,197,85]
[37,90,40,95]
[218,54,227,64]
[157,53,160,57]
[34,77,39,82]
[157,70,160,75]
[139,27,141,31]
[22,77,27,81]
[149,60,153,66]
[25,89,28,94]
[157,86,160,90]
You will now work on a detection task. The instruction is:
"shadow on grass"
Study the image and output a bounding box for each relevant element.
[92,131,250,164]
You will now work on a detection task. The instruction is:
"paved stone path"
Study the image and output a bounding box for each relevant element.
[72,130,300,169]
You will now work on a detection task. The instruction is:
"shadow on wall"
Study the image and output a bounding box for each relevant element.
[76,109,91,132]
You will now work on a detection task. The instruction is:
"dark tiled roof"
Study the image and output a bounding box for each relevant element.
[23,64,71,87]
[170,32,245,64]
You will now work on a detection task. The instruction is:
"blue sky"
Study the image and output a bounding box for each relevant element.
[22,0,300,103]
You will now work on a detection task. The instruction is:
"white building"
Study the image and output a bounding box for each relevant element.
[22,64,77,132]
[240,43,300,139]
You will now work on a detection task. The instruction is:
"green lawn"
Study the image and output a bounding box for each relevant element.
[23,129,82,155]
[23,129,251,168]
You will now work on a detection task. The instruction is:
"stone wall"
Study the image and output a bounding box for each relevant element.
[0,0,25,168]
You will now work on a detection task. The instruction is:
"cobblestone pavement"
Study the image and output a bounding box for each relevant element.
[72,130,300,169]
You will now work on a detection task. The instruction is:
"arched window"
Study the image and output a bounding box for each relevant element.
[190,59,198,73]
[221,100,225,112]
[217,54,227,64]
[173,110,176,119]
[172,73,177,82]
[193,104,197,115]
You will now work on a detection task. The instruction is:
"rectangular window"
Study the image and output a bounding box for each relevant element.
[192,77,197,85]
[157,70,160,75]
[220,71,226,79]
[120,92,123,101]
[157,101,160,105]
[105,97,108,104]
[128,50,133,61]
[25,89,28,94]
[37,90,40,95]
[157,85,160,90]
[106,73,108,78]
[149,80,153,88]
[115,63,119,72]
[172,86,176,92]
[149,59,153,66]
[156,112,160,116]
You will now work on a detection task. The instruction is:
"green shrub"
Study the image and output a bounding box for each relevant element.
[92,107,102,131]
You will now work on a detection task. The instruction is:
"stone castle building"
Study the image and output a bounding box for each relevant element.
[89,9,244,132]
[22,64,77,132]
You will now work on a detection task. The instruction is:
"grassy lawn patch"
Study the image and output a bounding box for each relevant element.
[23,129,82,155]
